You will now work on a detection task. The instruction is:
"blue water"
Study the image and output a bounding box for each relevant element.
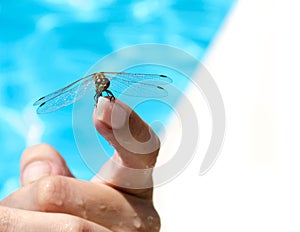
[0,0,235,198]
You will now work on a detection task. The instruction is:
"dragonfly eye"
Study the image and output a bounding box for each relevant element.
[96,78,108,84]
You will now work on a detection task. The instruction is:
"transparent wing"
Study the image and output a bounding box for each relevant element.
[34,72,172,114]
[34,74,95,114]
[103,72,172,97]
[33,74,94,106]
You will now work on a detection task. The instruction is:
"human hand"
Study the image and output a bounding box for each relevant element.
[0,98,161,231]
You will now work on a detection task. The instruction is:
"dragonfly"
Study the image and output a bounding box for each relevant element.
[33,72,172,114]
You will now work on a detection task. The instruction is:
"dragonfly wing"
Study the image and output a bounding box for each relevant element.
[33,74,94,106]
[35,74,95,114]
[104,72,172,84]
[103,72,172,97]
[109,78,169,97]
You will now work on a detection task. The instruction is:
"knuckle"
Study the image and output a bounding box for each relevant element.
[35,175,68,211]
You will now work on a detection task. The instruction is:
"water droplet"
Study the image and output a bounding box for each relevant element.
[98,204,107,210]
[125,182,131,187]
[147,216,154,226]
[133,217,142,229]
[54,199,63,206]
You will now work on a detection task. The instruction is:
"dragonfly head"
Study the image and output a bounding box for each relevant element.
[94,73,110,91]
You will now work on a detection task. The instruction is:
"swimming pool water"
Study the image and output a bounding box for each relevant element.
[0,0,235,198]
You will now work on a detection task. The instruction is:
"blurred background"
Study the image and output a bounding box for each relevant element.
[0,0,235,197]
[3,0,298,231]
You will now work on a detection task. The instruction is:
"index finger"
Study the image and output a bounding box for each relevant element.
[92,97,160,196]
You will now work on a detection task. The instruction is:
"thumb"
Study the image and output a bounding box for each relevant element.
[92,97,160,195]
[20,144,74,186]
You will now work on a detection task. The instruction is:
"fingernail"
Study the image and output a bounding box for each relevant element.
[22,161,51,185]
[95,97,127,129]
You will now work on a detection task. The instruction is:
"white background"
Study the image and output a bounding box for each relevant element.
[155,0,300,231]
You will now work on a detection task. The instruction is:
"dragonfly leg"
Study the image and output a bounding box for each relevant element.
[105,90,115,102]
[94,90,103,104]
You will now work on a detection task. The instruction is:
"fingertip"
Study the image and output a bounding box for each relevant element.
[93,97,128,130]
[93,97,153,144]
[21,161,52,186]
[20,144,74,186]
[92,97,160,170]
[21,143,59,171]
